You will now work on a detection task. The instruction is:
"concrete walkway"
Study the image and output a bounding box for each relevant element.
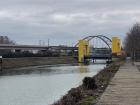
[96,61,140,105]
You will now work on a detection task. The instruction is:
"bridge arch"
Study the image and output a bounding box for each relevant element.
[76,35,113,62]
[75,35,112,49]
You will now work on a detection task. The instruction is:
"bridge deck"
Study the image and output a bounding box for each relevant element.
[85,56,112,60]
[0,44,77,50]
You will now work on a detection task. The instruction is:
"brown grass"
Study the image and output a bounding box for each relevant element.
[52,61,121,105]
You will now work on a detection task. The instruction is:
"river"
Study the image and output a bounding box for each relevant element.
[0,62,106,105]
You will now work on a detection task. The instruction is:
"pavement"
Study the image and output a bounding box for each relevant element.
[96,60,140,105]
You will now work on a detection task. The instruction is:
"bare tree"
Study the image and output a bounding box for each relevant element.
[0,36,16,56]
[124,23,140,60]
[0,36,15,44]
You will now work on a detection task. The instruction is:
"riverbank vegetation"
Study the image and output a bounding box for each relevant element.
[52,60,124,105]
[124,23,140,61]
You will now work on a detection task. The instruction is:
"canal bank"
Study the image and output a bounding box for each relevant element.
[52,60,123,105]
[1,56,77,70]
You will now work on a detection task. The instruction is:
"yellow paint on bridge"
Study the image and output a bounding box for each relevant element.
[112,37,121,55]
[78,40,90,62]
[78,36,121,62]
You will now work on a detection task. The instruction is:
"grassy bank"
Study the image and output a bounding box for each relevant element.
[52,60,124,105]
[1,56,77,69]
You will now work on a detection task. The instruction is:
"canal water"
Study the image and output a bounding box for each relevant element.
[0,62,106,105]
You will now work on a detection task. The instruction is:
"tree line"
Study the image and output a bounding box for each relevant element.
[0,36,15,44]
[0,36,15,57]
[124,23,140,60]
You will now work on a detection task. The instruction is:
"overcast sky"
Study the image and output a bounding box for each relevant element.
[0,0,140,46]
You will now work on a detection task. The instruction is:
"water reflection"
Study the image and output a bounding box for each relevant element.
[0,63,106,105]
[79,63,89,73]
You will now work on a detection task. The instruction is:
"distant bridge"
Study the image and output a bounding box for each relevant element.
[76,35,121,62]
[0,44,77,51]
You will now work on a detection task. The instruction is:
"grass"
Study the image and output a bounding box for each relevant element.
[80,96,96,105]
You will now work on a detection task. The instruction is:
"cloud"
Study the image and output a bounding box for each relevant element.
[0,0,140,45]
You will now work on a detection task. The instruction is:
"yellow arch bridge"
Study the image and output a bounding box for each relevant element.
[76,35,121,62]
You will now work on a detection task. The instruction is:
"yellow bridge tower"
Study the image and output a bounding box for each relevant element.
[112,37,121,55]
[78,40,90,62]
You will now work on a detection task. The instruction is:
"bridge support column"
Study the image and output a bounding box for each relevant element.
[112,37,121,55]
[78,40,90,62]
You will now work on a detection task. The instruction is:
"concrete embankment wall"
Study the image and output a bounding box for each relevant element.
[2,57,77,69]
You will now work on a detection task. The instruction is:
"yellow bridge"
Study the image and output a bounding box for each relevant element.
[76,35,121,62]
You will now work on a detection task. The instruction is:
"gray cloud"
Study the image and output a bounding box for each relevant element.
[0,0,140,45]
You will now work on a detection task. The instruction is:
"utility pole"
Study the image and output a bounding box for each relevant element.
[48,39,50,47]
[43,41,45,46]
[39,40,41,46]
